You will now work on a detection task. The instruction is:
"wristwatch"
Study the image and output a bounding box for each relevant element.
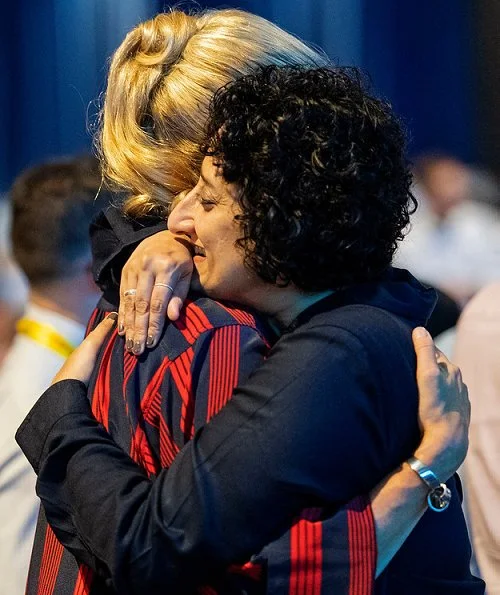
[407,456,452,512]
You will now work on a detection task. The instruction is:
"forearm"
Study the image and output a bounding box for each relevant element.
[371,462,427,577]
[18,380,305,593]
[372,430,457,578]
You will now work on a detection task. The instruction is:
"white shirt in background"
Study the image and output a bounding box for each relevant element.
[0,302,84,595]
[395,190,500,303]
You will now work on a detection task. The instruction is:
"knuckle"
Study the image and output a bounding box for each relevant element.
[423,367,440,382]
[135,299,150,315]
[140,254,152,269]
[151,299,165,314]
[156,258,176,274]
[124,296,136,309]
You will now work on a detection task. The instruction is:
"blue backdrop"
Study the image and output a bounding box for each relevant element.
[1,0,475,191]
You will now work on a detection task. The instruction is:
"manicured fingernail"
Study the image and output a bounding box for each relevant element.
[126,338,133,351]
[146,335,154,348]
[413,327,429,338]
[106,312,118,322]
[118,322,125,334]
[133,341,142,355]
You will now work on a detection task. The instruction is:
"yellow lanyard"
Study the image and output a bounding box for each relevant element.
[16,318,76,358]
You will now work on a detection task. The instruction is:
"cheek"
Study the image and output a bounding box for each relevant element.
[221,234,244,267]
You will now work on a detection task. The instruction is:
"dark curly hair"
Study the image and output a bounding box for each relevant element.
[203,65,416,292]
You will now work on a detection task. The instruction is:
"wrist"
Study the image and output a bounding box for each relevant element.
[407,456,452,512]
[413,429,462,482]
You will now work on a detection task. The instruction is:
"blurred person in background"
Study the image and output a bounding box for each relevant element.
[468,166,500,212]
[0,259,26,365]
[453,281,500,595]
[0,195,28,364]
[0,156,105,594]
[395,154,500,306]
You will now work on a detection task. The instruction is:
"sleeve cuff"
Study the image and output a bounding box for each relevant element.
[15,379,90,474]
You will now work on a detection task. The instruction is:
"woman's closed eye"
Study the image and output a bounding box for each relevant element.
[199,197,218,211]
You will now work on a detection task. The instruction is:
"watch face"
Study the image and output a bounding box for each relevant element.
[428,483,452,512]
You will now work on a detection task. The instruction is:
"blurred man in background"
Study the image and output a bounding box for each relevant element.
[395,154,500,306]
[0,156,106,594]
[0,196,28,364]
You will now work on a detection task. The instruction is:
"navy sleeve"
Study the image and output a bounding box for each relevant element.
[17,324,415,594]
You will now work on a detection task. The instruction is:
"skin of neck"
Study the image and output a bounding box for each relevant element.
[241,283,334,332]
[29,268,100,327]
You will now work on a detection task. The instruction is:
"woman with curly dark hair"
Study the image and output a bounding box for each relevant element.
[198,66,414,294]
[17,65,482,594]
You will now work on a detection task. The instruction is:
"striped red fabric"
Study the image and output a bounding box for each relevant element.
[36,526,64,595]
[159,416,180,467]
[347,496,376,595]
[84,308,100,337]
[140,356,171,422]
[170,347,195,439]
[73,565,93,595]
[175,301,213,345]
[90,328,119,431]
[219,302,257,328]
[121,349,138,403]
[130,423,158,476]
[207,325,240,421]
[289,509,323,595]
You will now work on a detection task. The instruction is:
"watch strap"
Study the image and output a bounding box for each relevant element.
[407,456,452,512]
[408,456,441,489]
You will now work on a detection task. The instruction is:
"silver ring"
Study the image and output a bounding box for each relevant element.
[154,283,174,292]
[123,289,137,297]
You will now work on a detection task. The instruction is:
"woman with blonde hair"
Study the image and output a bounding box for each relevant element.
[100,9,328,217]
[20,9,480,595]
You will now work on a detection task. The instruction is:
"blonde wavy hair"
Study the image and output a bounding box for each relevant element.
[98,8,329,218]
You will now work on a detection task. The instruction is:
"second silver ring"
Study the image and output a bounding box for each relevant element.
[154,282,174,292]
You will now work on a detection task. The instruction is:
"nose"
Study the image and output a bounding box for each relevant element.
[168,189,196,236]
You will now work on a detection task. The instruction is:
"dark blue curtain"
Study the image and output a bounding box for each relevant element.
[1,0,162,192]
[1,0,476,192]
[363,1,475,162]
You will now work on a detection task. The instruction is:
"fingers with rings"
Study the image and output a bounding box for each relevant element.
[123,289,137,297]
